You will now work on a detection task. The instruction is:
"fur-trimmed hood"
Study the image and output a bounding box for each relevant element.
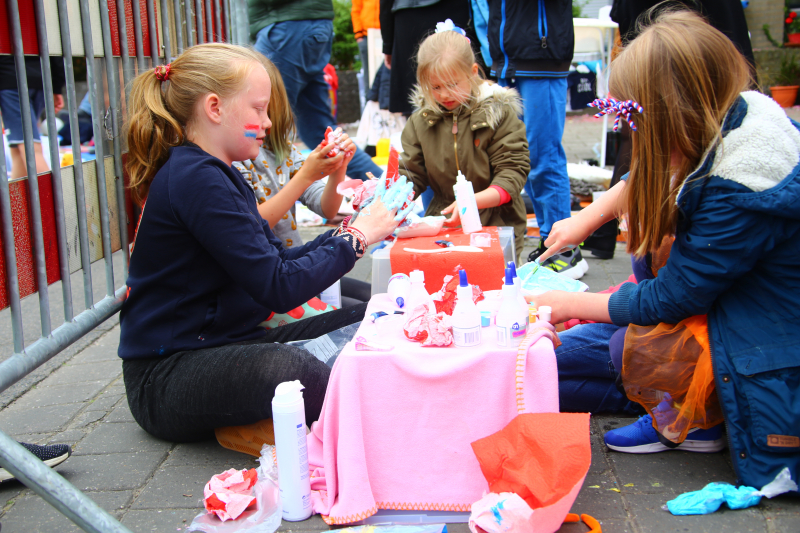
[409,81,523,129]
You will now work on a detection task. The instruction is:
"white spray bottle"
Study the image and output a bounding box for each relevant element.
[496,267,526,347]
[452,269,482,347]
[272,381,312,521]
[453,171,483,234]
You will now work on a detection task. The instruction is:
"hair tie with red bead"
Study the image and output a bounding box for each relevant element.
[154,63,171,82]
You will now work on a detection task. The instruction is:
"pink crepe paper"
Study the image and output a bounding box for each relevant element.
[203,468,258,521]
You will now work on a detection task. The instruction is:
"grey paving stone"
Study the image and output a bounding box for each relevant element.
[73,422,172,455]
[72,408,108,428]
[84,391,126,412]
[0,481,26,508]
[627,492,766,532]
[164,439,257,468]
[0,490,131,533]
[570,473,628,520]
[769,512,800,532]
[0,403,85,435]
[57,452,167,491]
[132,464,233,510]
[36,360,122,387]
[105,403,136,423]
[119,508,200,532]
[48,429,88,447]
[277,514,330,531]
[7,380,107,409]
[760,492,800,514]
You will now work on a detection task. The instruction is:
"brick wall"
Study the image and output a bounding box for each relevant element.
[745,0,784,50]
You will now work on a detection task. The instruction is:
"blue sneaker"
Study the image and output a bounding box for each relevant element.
[604,415,726,454]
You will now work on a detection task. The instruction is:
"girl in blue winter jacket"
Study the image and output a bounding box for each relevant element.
[531,10,800,490]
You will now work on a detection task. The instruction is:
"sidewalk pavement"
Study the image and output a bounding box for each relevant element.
[1,115,799,532]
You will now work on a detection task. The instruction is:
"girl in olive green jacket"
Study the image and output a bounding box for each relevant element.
[399,24,530,257]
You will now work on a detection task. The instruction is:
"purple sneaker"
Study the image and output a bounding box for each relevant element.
[604,415,725,454]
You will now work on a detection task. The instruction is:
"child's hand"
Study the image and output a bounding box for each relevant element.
[350,196,399,245]
[538,216,593,263]
[441,201,461,227]
[330,133,356,182]
[525,291,572,324]
[302,142,346,181]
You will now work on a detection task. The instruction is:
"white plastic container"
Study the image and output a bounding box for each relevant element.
[387,273,411,309]
[452,269,481,347]
[319,280,342,308]
[507,262,530,330]
[407,270,435,312]
[538,305,552,323]
[496,268,527,347]
[453,171,483,234]
[272,381,312,521]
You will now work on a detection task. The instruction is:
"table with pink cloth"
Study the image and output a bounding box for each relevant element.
[306,294,562,525]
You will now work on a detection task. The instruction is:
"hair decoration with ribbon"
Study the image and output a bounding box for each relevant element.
[154,63,171,82]
[588,97,644,132]
[435,19,469,41]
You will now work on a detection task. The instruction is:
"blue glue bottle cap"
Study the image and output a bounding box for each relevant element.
[507,261,517,278]
[505,267,514,285]
[396,297,404,308]
[459,269,468,287]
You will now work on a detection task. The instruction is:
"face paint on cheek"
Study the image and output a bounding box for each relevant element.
[244,124,260,139]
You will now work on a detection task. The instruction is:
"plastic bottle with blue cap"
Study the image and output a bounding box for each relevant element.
[387,273,411,308]
[407,270,436,312]
[272,381,312,521]
[452,269,482,347]
[507,261,530,330]
[496,268,527,347]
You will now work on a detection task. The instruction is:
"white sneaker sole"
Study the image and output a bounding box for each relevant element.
[606,439,726,454]
[559,258,589,280]
[0,450,70,482]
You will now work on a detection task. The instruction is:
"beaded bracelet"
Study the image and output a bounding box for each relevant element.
[338,228,367,258]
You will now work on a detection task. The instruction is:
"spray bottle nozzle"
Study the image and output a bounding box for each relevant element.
[507,261,517,278]
[504,267,514,285]
[459,269,468,287]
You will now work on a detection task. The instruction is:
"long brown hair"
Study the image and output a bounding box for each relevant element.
[259,57,296,162]
[126,43,266,205]
[609,9,751,257]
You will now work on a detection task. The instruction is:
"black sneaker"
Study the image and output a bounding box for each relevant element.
[541,247,589,279]
[0,442,71,483]
[526,240,548,263]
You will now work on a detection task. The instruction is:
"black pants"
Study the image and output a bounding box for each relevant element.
[340,276,372,308]
[123,303,367,442]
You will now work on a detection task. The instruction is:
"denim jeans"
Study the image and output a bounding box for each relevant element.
[255,20,382,181]
[557,322,643,415]
[499,77,571,239]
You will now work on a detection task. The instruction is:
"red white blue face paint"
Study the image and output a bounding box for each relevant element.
[244,124,260,139]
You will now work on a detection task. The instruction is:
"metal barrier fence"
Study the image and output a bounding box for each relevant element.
[0,0,248,530]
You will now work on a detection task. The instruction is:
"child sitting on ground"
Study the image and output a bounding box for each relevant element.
[233,58,371,307]
[531,10,800,490]
[399,21,529,260]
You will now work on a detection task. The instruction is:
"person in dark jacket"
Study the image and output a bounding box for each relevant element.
[533,11,800,490]
[248,0,382,181]
[0,57,65,180]
[484,0,589,280]
[379,0,470,117]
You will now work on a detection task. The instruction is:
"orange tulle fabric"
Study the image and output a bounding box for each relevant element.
[622,315,724,443]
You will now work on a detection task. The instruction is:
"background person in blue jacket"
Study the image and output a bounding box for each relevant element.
[531,10,800,490]
[484,0,588,279]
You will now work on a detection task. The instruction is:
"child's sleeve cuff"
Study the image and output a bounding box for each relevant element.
[608,282,636,326]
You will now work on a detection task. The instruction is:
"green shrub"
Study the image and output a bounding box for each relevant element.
[332,0,361,71]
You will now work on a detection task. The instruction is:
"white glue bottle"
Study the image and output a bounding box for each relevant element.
[387,273,411,308]
[452,269,482,347]
[496,268,526,347]
[272,381,312,521]
[453,171,483,234]
[408,270,435,312]
[507,261,530,330]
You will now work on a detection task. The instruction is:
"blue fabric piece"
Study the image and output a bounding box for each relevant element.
[556,322,642,414]
[119,144,358,360]
[498,77,570,239]
[419,186,435,214]
[666,483,761,515]
[470,0,492,69]
[254,19,382,181]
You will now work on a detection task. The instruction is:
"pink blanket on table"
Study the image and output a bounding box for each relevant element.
[306,294,561,525]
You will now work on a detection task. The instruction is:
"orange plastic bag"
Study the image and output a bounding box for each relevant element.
[471,413,591,533]
[622,315,724,443]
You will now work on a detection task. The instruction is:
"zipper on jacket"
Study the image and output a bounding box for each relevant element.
[707,313,740,484]
[452,114,460,172]
[538,0,548,48]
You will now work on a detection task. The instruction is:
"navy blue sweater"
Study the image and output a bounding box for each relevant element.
[118,145,356,360]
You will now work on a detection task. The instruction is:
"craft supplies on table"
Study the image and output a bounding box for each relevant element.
[372,227,515,296]
[305,294,561,525]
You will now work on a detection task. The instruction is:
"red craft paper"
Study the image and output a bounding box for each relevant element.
[471,413,591,510]
[390,227,505,293]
